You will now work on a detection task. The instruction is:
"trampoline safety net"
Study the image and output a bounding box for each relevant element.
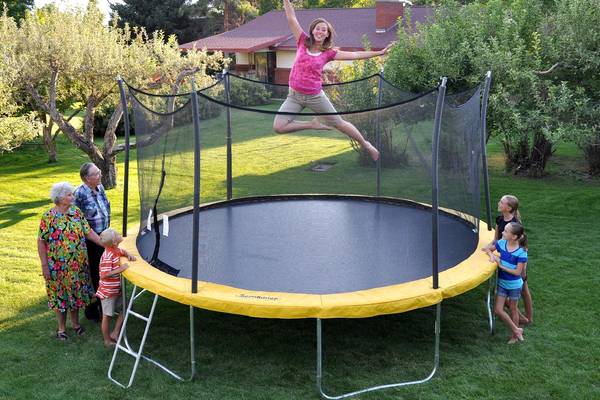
[127,73,485,277]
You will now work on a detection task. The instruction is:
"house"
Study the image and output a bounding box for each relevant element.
[180,0,434,84]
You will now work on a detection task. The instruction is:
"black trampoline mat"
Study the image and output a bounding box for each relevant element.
[137,197,478,294]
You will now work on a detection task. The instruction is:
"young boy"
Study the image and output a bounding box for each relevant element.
[97,228,135,346]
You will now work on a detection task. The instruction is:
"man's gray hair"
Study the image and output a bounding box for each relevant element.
[50,182,74,204]
[80,162,96,181]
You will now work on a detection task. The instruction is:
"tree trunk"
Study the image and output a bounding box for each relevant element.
[41,117,58,163]
[503,132,553,177]
[581,134,600,176]
[92,154,118,189]
[528,132,553,178]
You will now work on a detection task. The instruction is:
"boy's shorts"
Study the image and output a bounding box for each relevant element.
[497,285,522,301]
[100,296,123,317]
[275,88,343,127]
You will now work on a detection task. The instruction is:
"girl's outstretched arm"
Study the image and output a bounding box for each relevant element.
[283,0,303,42]
[334,42,394,61]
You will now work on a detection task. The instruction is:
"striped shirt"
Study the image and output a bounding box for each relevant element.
[96,247,124,299]
[495,239,527,290]
[74,183,110,234]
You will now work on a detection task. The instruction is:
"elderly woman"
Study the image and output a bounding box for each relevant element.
[38,182,104,340]
[74,162,111,322]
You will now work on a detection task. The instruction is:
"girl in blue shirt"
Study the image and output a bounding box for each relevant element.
[485,222,528,344]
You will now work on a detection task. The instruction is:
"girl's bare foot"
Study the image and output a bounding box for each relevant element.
[507,335,519,344]
[364,141,380,161]
[513,327,524,341]
[104,340,116,347]
[311,118,334,131]
[519,315,530,325]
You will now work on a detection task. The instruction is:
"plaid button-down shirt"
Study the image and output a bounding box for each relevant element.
[74,183,111,234]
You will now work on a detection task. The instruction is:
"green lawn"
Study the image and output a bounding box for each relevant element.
[0,129,599,399]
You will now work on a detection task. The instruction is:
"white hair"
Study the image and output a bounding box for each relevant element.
[50,182,74,204]
[100,228,118,246]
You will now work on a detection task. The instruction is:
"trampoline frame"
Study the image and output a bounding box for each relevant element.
[111,71,495,398]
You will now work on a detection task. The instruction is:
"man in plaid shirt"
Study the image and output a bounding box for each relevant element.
[74,162,111,321]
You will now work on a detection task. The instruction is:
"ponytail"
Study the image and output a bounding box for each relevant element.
[514,209,522,223]
[506,222,528,249]
[518,231,528,249]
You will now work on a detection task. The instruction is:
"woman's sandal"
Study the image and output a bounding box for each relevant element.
[56,330,68,341]
[73,325,85,336]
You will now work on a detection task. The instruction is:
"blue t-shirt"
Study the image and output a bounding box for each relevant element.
[495,239,527,290]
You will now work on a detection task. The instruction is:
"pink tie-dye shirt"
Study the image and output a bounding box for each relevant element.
[288,32,338,95]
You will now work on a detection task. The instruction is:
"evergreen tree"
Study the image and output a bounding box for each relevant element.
[2,0,34,23]
[110,0,204,43]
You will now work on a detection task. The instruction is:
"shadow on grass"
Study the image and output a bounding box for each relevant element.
[0,199,50,229]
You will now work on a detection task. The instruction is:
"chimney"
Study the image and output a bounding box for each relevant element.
[376,0,410,33]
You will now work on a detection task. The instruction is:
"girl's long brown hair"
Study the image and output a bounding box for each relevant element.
[304,18,335,51]
[506,222,528,249]
[503,194,522,223]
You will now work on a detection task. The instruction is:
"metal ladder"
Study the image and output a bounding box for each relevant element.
[108,285,196,388]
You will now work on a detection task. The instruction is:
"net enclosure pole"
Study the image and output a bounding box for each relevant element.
[480,71,493,231]
[224,69,233,200]
[431,77,447,290]
[117,76,131,238]
[376,67,384,196]
[191,79,202,293]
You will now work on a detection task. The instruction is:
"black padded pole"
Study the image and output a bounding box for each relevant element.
[431,77,447,290]
[376,67,384,196]
[117,76,131,237]
[480,71,493,231]
[224,69,233,200]
[191,79,202,293]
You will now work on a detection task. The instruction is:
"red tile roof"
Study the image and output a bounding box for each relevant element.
[180,7,434,52]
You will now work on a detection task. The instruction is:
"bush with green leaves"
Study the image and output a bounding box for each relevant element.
[228,77,271,106]
[384,0,596,177]
[545,0,600,175]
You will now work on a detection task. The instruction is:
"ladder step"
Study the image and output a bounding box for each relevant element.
[116,344,139,358]
[129,310,149,322]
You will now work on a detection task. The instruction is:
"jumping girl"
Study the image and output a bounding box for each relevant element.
[273,0,394,161]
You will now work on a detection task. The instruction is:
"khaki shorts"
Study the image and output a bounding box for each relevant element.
[101,295,123,317]
[275,88,343,127]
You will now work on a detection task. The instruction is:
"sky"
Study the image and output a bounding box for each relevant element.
[34,0,119,22]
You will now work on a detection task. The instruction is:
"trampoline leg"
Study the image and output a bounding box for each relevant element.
[189,305,197,378]
[486,274,496,335]
[316,303,442,400]
[108,286,196,388]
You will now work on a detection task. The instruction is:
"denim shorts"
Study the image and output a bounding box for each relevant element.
[497,285,522,301]
[275,88,343,126]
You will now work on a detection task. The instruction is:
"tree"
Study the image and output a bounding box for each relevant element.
[545,0,600,175]
[0,8,38,153]
[2,0,34,23]
[385,0,577,177]
[218,0,259,31]
[110,0,205,44]
[302,0,375,8]
[2,4,226,188]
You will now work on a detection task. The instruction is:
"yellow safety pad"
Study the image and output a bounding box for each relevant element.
[122,223,496,319]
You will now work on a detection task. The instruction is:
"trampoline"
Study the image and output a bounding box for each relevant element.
[110,70,496,398]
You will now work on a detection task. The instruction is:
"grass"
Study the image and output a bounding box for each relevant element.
[0,125,599,400]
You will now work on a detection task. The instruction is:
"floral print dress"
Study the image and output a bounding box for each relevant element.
[38,206,94,312]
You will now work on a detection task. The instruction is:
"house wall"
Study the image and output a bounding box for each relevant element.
[233,50,357,84]
[276,51,296,68]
